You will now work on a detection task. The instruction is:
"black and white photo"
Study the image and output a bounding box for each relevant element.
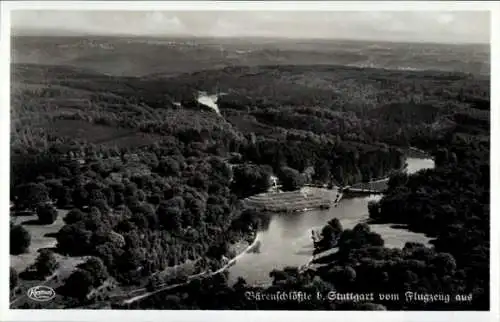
[2,2,495,320]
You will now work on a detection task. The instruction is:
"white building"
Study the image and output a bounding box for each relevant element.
[269,175,279,192]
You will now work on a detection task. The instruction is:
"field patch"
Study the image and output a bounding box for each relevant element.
[10,209,68,273]
[10,209,88,308]
[49,119,160,148]
[226,114,277,136]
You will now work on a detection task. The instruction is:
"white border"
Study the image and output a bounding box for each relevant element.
[1,2,498,322]
[0,1,498,11]
[489,5,499,322]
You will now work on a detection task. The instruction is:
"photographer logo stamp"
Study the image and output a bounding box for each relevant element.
[27,286,56,302]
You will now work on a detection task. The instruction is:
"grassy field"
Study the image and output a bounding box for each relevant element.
[10,209,88,308]
[50,119,160,148]
[10,208,87,281]
[226,114,278,136]
[10,209,68,272]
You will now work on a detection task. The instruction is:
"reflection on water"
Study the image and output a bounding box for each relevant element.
[197,94,220,115]
[227,158,435,286]
[197,92,227,115]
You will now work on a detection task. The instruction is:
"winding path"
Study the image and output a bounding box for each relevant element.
[121,234,261,305]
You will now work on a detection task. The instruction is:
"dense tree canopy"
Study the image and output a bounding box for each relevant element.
[33,249,59,278]
[10,267,18,290]
[131,78,489,310]
[10,224,31,255]
[277,166,305,192]
[231,164,272,198]
[10,59,489,310]
[61,269,95,301]
[36,203,58,224]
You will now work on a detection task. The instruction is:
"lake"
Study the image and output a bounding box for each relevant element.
[227,157,435,286]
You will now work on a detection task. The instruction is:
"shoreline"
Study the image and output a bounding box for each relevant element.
[118,153,435,304]
[301,154,435,272]
[119,230,260,305]
[213,232,261,275]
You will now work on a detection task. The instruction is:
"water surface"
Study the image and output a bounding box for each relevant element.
[227,157,435,286]
[197,92,222,115]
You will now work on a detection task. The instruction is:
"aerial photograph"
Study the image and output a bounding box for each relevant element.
[8,9,490,311]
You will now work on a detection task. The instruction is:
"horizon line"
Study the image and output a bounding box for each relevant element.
[11,28,491,47]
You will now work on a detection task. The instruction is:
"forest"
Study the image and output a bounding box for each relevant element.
[9,54,490,310]
[131,92,490,310]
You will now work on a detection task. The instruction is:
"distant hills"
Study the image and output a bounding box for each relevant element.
[11,35,490,78]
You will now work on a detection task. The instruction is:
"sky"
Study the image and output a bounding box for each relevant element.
[11,10,491,44]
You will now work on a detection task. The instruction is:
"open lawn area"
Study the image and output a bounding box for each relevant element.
[10,209,88,308]
[10,209,87,284]
[10,209,68,273]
